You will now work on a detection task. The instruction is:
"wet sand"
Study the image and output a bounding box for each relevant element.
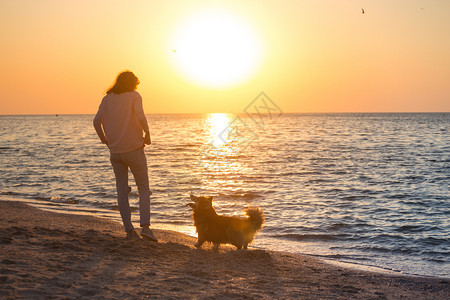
[0,200,448,299]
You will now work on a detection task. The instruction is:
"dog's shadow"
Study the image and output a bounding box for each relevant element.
[174,246,283,297]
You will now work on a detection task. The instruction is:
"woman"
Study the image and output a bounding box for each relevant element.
[93,71,157,242]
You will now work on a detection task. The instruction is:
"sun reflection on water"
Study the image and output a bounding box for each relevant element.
[197,113,254,195]
[207,113,232,148]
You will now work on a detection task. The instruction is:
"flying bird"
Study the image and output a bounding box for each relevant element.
[361,8,365,14]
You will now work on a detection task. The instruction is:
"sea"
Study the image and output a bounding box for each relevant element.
[0,113,448,278]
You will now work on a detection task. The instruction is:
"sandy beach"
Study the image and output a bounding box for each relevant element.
[0,200,448,299]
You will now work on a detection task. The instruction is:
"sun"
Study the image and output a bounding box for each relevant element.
[169,9,264,89]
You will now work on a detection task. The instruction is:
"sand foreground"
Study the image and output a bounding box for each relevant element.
[0,200,448,299]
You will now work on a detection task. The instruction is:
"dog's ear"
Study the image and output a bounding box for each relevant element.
[207,196,214,204]
[190,195,198,202]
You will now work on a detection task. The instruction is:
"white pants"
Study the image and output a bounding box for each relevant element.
[110,147,151,231]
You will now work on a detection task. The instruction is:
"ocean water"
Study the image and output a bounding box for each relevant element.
[0,113,448,278]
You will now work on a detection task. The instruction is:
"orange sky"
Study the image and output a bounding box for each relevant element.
[1,0,449,114]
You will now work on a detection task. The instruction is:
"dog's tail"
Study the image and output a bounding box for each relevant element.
[245,207,265,231]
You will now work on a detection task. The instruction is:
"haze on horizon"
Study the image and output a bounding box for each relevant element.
[1,0,449,115]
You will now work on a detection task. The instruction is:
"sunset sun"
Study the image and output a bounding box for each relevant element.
[169,9,264,89]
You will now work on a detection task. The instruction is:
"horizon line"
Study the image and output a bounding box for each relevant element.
[1,112,449,116]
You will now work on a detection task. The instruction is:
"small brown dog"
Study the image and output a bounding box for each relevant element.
[187,195,264,252]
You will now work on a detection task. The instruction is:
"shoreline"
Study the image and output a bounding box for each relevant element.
[1,195,448,280]
[1,199,448,299]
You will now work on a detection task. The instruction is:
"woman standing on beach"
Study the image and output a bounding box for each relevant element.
[93,71,157,242]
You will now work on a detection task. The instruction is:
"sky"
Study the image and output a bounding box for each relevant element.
[0,0,449,114]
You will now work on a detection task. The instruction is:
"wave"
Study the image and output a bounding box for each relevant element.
[386,194,412,199]
[393,225,443,233]
[325,223,351,231]
[1,191,22,196]
[63,159,90,164]
[48,196,79,204]
[166,146,197,152]
[0,146,18,152]
[422,237,449,246]
[107,205,138,212]
[309,253,369,261]
[162,220,190,225]
[350,244,448,260]
[279,171,322,176]
[270,233,352,242]
[217,192,262,201]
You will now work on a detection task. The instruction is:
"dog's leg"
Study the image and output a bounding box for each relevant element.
[243,243,248,250]
[213,243,220,252]
[194,239,205,248]
[195,231,206,248]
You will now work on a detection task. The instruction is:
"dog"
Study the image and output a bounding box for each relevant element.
[187,195,264,252]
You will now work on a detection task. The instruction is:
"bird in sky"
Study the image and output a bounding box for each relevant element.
[361,8,365,14]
